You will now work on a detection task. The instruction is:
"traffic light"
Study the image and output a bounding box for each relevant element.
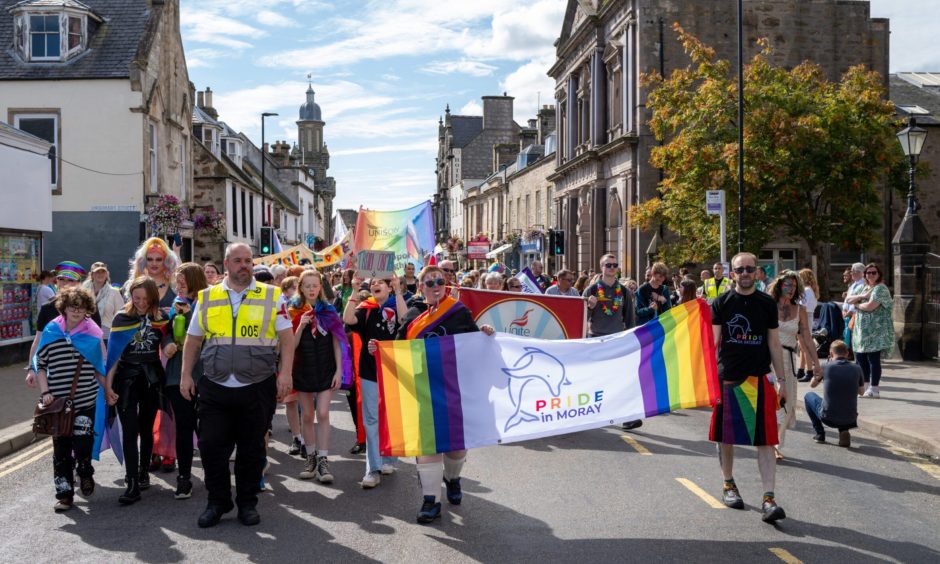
[552,229,565,256]
[260,226,274,255]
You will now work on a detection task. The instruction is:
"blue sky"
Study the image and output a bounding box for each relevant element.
[180,0,935,213]
[181,0,566,212]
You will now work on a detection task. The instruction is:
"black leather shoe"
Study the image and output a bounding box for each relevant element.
[198,504,233,528]
[138,471,151,490]
[238,506,261,526]
[118,478,141,505]
[622,420,643,431]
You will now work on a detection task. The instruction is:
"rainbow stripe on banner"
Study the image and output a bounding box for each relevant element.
[635,299,719,416]
[378,338,464,456]
[377,299,719,457]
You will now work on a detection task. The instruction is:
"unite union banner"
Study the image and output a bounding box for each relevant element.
[458,287,586,340]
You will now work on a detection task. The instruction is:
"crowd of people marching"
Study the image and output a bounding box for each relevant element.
[23,239,895,526]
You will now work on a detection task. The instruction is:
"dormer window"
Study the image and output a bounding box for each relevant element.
[10,1,101,63]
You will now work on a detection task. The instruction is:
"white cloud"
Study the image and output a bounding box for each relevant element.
[257,10,299,28]
[459,100,483,115]
[500,54,556,124]
[186,48,227,69]
[181,9,266,50]
[331,140,437,157]
[257,0,562,69]
[421,59,498,77]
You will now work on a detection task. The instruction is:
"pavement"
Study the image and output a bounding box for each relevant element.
[1,358,938,460]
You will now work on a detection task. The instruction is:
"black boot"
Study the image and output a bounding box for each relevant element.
[119,477,141,505]
[138,470,151,490]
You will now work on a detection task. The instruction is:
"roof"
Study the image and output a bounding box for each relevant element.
[0,0,153,80]
[449,115,483,148]
[0,119,51,147]
[192,105,221,127]
[299,83,322,121]
[337,208,358,232]
[890,74,940,126]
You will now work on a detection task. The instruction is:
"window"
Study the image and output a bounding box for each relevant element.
[241,191,247,238]
[149,123,158,193]
[29,15,60,60]
[12,112,59,190]
[231,184,238,235]
[525,195,531,227]
[178,141,186,199]
[249,193,255,238]
[67,16,81,52]
[535,191,542,225]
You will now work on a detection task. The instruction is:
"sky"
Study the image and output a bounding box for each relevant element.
[180,0,937,213]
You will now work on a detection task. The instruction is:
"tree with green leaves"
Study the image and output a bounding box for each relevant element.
[631,25,904,298]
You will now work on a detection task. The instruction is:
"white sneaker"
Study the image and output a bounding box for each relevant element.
[870,386,880,398]
[380,464,396,475]
[361,473,380,489]
[863,387,874,398]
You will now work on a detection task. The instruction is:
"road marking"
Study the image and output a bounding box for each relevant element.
[620,434,652,455]
[887,445,940,482]
[675,478,725,509]
[0,439,52,471]
[768,548,803,563]
[0,446,53,480]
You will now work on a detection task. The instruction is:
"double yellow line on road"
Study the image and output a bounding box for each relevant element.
[0,439,52,480]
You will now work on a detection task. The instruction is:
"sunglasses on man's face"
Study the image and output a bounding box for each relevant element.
[733,266,757,274]
[604,263,618,269]
[423,278,447,288]
[442,268,456,274]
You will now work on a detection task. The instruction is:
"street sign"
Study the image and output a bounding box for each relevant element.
[706,190,724,215]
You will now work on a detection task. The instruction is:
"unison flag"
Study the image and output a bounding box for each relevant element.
[376,299,719,457]
[354,201,435,271]
[515,267,543,294]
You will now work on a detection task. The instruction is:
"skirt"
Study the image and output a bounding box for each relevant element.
[709,375,779,446]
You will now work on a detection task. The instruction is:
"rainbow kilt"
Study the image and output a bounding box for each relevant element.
[709,375,779,446]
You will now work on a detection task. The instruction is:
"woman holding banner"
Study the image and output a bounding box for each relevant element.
[347,275,409,489]
[394,265,495,524]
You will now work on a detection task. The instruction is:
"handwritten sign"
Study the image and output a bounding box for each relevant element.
[355,250,396,280]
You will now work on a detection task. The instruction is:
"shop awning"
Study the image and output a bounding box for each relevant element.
[485,243,513,258]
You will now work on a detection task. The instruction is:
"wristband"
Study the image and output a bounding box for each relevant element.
[41,391,51,396]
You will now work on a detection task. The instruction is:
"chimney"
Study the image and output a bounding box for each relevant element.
[203,87,218,120]
[527,119,537,129]
[537,104,556,145]
[197,90,204,109]
[482,95,514,130]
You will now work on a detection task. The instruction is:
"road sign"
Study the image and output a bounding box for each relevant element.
[706,190,724,215]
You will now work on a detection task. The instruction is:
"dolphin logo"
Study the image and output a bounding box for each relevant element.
[502,347,570,432]
[509,308,535,327]
[727,314,751,339]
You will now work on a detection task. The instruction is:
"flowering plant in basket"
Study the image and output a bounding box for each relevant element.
[146,195,188,235]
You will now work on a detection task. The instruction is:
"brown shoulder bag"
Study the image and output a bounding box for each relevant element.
[33,358,83,438]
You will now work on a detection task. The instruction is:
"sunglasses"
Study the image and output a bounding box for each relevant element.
[604,263,618,269]
[442,268,456,273]
[865,270,878,276]
[423,278,447,288]
[733,266,757,274]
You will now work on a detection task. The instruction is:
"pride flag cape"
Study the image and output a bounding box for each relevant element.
[376,299,719,457]
[95,313,170,462]
[33,318,112,460]
[288,300,354,389]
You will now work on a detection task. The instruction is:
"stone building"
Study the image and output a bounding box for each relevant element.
[433,95,521,243]
[0,0,193,269]
[548,0,889,279]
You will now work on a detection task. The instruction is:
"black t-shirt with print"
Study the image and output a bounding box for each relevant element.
[711,289,778,383]
[351,307,400,382]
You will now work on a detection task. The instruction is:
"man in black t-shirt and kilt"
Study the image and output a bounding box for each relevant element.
[710,252,787,523]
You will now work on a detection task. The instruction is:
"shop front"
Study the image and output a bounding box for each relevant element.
[0,122,53,363]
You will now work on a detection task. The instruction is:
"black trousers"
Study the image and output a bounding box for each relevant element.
[114,369,159,480]
[197,376,276,510]
[166,385,198,479]
[52,406,95,499]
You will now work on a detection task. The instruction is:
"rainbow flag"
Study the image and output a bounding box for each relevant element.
[354,201,435,271]
[377,299,718,457]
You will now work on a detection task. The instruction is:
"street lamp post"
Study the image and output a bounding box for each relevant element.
[892,115,930,361]
[736,0,745,253]
[261,112,278,228]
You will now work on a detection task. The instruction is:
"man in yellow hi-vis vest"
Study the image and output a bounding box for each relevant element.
[181,242,294,529]
[703,261,733,300]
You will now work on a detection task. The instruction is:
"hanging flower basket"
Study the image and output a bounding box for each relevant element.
[146,195,188,235]
[506,232,521,245]
[446,236,464,252]
[193,208,226,241]
[525,227,545,240]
